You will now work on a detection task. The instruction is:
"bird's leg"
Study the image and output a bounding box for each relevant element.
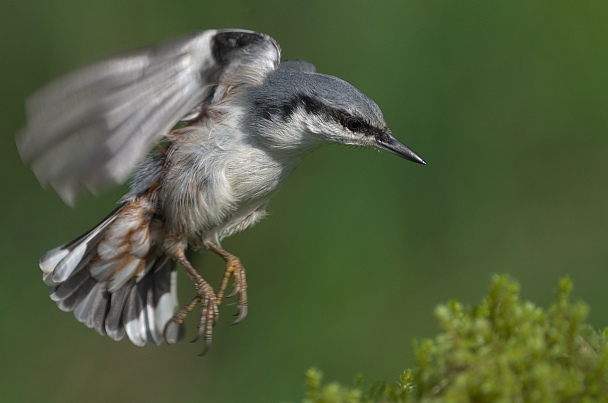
[205,241,248,324]
[164,250,219,355]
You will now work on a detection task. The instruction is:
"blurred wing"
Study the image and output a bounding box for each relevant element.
[17,29,281,205]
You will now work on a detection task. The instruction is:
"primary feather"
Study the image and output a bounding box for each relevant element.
[17,30,280,205]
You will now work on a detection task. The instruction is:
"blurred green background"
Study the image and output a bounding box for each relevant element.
[2,1,608,401]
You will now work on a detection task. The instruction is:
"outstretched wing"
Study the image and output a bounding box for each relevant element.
[17,29,281,205]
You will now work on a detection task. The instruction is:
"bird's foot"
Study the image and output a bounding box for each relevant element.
[163,252,220,354]
[204,241,249,325]
[190,277,220,355]
[164,277,219,355]
[217,254,248,324]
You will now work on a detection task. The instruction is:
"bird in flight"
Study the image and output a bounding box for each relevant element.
[17,29,425,353]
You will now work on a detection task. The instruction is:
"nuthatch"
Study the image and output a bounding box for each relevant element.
[17,29,425,352]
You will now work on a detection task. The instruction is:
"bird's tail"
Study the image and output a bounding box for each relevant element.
[40,200,180,346]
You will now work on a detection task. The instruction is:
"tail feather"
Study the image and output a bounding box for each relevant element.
[40,203,180,346]
[49,263,91,303]
[41,207,119,285]
[73,282,109,334]
[122,258,177,346]
[124,280,146,345]
[104,280,133,341]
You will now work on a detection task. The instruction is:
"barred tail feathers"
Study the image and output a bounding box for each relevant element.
[40,202,179,346]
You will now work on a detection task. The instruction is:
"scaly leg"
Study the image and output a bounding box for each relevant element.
[164,252,219,355]
[205,241,248,324]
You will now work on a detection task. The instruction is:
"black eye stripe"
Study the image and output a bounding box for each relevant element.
[339,114,377,136]
[268,93,384,138]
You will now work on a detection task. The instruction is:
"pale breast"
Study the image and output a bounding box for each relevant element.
[207,145,300,242]
[158,100,303,242]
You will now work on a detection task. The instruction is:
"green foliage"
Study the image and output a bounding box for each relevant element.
[303,276,608,402]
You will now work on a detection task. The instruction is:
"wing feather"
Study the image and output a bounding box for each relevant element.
[17,29,281,204]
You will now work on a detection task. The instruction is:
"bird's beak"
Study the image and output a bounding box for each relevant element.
[376,132,426,165]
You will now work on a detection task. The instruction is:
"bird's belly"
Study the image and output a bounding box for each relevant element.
[165,146,296,244]
[229,141,300,198]
[201,198,268,245]
[205,150,297,241]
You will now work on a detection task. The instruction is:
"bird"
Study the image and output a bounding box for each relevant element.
[17,29,425,353]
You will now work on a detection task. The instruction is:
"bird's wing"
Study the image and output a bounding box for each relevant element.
[16,29,281,205]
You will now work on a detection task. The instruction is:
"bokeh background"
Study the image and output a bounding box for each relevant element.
[2,1,608,401]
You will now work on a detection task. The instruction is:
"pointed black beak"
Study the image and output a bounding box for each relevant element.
[376,132,426,165]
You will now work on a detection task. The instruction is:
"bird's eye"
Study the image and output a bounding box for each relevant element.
[345,117,363,131]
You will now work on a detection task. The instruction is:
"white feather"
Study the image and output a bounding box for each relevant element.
[154,270,179,343]
[96,240,127,261]
[124,317,146,347]
[108,326,125,342]
[39,247,69,274]
[108,259,140,293]
[51,241,88,283]
[89,260,117,281]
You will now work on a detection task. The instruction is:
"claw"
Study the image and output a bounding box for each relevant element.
[164,295,199,344]
[227,282,240,298]
[188,307,209,343]
[195,310,213,355]
[232,304,248,325]
[198,338,212,356]
[191,330,203,344]
[187,301,205,343]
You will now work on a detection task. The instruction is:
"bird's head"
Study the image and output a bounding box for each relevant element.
[247,62,425,165]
